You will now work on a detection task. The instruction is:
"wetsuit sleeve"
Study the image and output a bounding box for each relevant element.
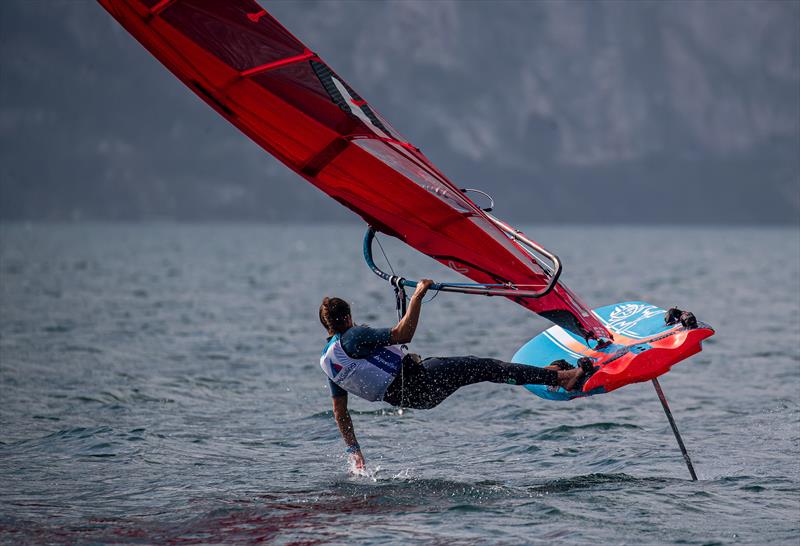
[340,326,393,358]
[328,378,347,398]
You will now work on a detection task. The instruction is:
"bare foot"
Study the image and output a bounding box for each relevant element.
[556,367,584,391]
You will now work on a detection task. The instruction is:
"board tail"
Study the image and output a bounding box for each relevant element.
[513,302,714,401]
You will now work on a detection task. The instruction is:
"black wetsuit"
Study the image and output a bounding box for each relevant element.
[383,355,558,409]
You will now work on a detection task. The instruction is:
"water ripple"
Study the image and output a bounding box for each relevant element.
[1,224,798,545]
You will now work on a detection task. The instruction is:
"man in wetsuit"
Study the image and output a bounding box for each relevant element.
[319,280,587,470]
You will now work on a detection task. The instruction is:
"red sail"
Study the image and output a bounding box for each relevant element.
[97,0,611,341]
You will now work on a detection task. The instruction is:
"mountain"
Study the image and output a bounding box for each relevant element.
[0,0,797,223]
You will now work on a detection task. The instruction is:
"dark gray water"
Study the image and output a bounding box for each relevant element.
[1,223,798,545]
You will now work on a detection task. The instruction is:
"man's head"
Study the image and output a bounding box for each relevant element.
[319,297,353,335]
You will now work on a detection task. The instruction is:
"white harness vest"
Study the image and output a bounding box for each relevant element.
[319,334,403,401]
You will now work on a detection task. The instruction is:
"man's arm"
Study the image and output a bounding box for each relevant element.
[390,279,433,344]
[332,394,365,470]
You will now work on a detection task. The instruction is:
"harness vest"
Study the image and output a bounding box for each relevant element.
[319,334,403,401]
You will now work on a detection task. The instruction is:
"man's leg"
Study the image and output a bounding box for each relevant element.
[388,356,582,409]
[410,356,560,408]
[425,355,558,386]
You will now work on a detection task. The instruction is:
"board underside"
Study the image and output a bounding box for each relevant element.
[512,301,714,401]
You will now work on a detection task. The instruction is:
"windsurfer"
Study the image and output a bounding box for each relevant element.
[319,280,589,470]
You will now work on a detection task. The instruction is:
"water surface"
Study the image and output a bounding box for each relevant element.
[1,223,798,545]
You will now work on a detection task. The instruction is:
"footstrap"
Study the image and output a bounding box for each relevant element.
[665,307,698,329]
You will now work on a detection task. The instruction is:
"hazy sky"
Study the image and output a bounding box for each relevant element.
[0,0,798,223]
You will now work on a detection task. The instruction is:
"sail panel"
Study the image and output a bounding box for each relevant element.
[160,0,305,72]
[251,63,358,135]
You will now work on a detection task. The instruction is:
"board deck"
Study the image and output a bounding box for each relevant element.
[512,301,714,401]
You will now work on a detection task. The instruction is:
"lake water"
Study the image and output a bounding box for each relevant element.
[1,223,798,545]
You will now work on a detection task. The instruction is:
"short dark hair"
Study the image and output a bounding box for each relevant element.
[319,297,351,334]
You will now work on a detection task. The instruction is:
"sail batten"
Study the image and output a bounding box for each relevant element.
[240,50,316,77]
